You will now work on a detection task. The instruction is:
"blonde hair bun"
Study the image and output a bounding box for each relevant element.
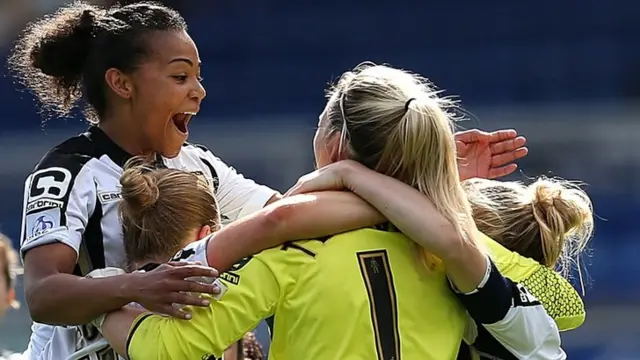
[120,157,160,213]
[530,177,594,273]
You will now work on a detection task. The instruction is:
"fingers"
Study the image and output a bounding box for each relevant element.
[176,279,220,295]
[488,129,518,143]
[491,147,529,167]
[454,129,489,143]
[489,136,527,156]
[169,291,212,308]
[166,261,201,267]
[173,264,219,279]
[488,164,518,179]
[158,305,193,320]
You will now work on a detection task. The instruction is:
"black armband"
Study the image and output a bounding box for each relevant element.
[454,259,512,324]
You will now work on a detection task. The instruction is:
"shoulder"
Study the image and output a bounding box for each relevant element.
[169,237,210,265]
[35,132,100,171]
[179,142,223,166]
[480,231,540,281]
[172,142,233,187]
[521,266,586,330]
[235,241,319,272]
[25,133,100,203]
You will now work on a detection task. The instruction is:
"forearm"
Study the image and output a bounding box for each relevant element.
[102,307,146,359]
[442,239,490,293]
[343,165,486,292]
[208,191,383,272]
[27,273,132,325]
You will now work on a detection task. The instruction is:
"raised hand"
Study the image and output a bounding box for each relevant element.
[455,129,528,181]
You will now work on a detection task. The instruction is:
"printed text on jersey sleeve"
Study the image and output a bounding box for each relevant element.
[21,154,96,256]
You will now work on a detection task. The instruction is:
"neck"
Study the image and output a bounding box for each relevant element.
[98,112,151,156]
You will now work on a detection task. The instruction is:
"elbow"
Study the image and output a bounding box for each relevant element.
[24,273,64,324]
[25,280,49,323]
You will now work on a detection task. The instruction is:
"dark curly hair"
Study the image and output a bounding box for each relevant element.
[8,1,186,122]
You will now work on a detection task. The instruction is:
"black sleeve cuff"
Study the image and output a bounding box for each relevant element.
[454,260,512,324]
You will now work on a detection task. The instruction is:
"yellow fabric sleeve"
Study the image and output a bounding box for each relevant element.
[481,232,586,331]
[126,255,281,360]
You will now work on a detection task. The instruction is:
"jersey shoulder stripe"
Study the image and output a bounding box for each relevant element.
[33,131,104,172]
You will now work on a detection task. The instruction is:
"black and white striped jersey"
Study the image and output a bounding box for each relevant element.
[20,126,276,360]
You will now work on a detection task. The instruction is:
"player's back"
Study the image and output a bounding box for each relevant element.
[269,228,467,360]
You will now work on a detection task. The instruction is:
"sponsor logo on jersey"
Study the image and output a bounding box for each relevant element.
[515,284,541,306]
[29,214,55,238]
[24,208,62,244]
[220,272,240,285]
[217,256,253,286]
[98,191,122,204]
[28,167,73,202]
[25,198,64,214]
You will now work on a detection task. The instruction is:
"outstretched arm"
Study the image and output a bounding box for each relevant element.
[206,191,383,272]
[286,161,489,292]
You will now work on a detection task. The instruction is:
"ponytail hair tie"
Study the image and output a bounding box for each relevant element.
[404,98,416,111]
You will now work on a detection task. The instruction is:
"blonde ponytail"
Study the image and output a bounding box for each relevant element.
[324,63,481,269]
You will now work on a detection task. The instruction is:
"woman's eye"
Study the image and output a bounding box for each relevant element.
[173,75,188,82]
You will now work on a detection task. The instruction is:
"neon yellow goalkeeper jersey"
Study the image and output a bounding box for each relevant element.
[127,228,468,360]
[125,230,585,360]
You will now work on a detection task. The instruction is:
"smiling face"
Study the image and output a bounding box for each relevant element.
[126,30,206,158]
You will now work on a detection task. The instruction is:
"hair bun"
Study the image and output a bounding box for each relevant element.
[28,4,101,79]
[530,177,594,270]
[120,161,160,214]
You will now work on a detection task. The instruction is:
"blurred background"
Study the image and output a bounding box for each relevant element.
[0,0,639,358]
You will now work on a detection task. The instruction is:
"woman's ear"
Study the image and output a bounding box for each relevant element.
[104,68,134,99]
[326,131,349,163]
[197,225,212,239]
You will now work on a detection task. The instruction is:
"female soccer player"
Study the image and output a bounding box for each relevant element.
[92,64,564,360]
[10,2,527,360]
[289,162,593,359]
[460,177,593,359]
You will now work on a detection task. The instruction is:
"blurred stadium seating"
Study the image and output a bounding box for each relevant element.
[1,0,639,358]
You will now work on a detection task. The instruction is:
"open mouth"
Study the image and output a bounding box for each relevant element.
[171,112,195,135]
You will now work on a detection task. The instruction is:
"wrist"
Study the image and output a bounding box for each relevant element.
[114,272,138,304]
[337,160,365,192]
